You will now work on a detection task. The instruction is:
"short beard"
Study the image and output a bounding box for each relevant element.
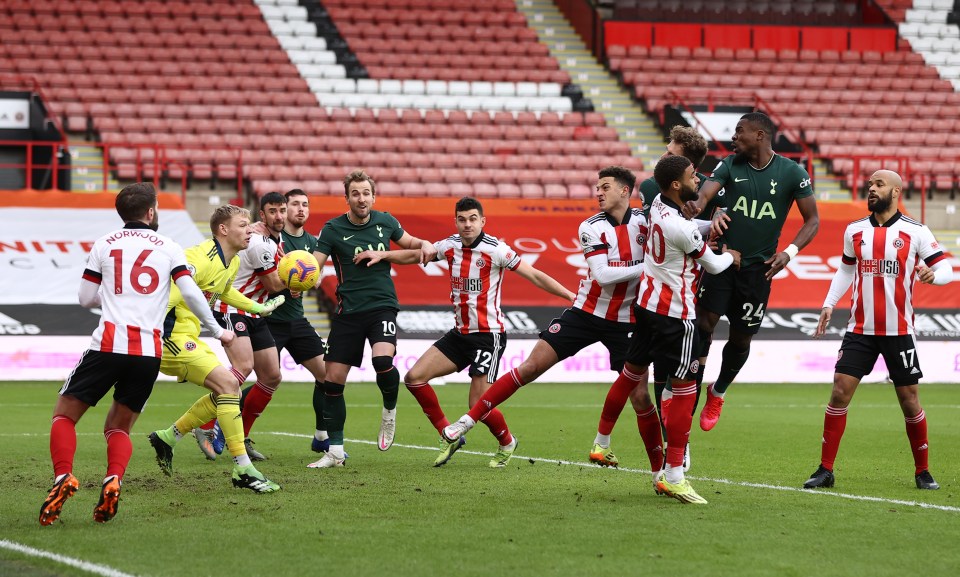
[868,195,892,214]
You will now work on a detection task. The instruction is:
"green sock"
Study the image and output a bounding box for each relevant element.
[323,381,346,445]
[313,380,326,430]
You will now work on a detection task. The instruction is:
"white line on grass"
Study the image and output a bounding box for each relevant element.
[8,402,960,410]
[266,431,960,514]
[0,539,139,577]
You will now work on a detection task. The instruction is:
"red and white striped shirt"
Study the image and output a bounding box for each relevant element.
[637,195,706,320]
[215,234,278,317]
[82,224,190,357]
[574,208,647,323]
[435,232,521,333]
[841,212,947,336]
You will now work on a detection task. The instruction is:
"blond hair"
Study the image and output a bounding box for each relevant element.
[209,205,250,236]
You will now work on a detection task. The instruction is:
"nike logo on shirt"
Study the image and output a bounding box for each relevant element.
[734,177,749,183]
[343,235,355,240]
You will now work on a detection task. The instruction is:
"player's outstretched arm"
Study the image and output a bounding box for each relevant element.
[395,232,438,264]
[513,261,576,301]
[353,248,422,267]
[818,261,855,336]
[175,275,225,339]
[684,180,722,219]
[695,246,738,275]
[584,252,643,286]
[219,284,284,317]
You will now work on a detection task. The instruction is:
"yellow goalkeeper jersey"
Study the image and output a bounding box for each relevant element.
[163,239,254,337]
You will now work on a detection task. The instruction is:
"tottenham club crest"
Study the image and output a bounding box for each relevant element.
[185,341,197,351]
[893,238,904,250]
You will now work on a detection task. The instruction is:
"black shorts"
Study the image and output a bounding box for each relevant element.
[266,317,327,365]
[697,261,772,335]
[835,332,923,386]
[214,312,275,352]
[538,307,631,373]
[433,330,507,382]
[325,308,398,367]
[61,350,161,413]
[626,307,701,382]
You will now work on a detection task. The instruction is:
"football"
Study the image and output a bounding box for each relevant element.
[277,250,320,292]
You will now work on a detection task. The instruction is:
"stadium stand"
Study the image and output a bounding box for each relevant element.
[605,4,960,197]
[0,0,641,201]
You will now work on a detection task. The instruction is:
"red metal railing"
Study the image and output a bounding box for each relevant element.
[0,140,244,205]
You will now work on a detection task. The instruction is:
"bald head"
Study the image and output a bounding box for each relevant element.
[870,170,902,190]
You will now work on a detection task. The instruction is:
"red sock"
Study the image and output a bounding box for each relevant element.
[598,366,645,436]
[636,405,664,471]
[904,409,929,475]
[479,409,513,446]
[50,415,77,478]
[242,381,276,437]
[406,382,449,433]
[104,428,132,480]
[664,382,696,468]
[467,368,526,422]
[821,405,847,470]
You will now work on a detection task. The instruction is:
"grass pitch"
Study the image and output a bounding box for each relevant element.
[2,380,960,577]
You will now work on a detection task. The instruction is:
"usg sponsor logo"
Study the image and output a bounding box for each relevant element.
[0,312,40,335]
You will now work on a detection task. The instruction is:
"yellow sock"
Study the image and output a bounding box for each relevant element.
[215,394,245,458]
[174,393,217,434]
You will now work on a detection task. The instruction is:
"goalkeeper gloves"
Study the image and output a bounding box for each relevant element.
[253,295,285,317]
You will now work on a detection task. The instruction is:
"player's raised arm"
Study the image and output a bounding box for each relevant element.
[513,260,576,301]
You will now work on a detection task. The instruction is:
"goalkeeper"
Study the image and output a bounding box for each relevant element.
[148,205,285,493]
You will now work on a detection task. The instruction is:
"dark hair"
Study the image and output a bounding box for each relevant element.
[343,169,376,197]
[115,182,157,222]
[668,125,708,169]
[260,192,285,210]
[455,196,484,216]
[597,165,636,196]
[285,188,307,202]
[654,155,692,192]
[740,112,777,141]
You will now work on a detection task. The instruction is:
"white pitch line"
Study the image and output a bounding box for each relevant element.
[0,539,140,577]
[266,431,960,514]
[6,402,960,410]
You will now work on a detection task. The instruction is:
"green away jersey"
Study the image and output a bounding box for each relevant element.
[639,171,721,219]
[707,154,813,265]
[267,229,318,322]
[316,210,405,315]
